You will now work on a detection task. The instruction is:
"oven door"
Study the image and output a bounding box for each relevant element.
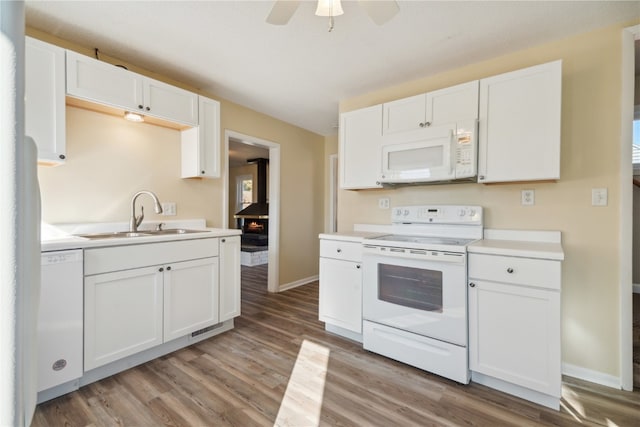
[362,247,467,346]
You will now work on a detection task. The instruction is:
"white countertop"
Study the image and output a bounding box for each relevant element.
[468,229,564,261]
[41,219,241,252]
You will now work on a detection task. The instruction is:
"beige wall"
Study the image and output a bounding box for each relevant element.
[30,29,325,289]
[336,22,638,378]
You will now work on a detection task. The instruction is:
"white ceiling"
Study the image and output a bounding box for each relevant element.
[25,1,640,136]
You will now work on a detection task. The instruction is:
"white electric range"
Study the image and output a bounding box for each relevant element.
[361,205,483,384]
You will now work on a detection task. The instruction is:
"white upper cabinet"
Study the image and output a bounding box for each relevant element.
[181,96,221,178]
[383,80,479,135]
[478,60,562,183]
[25,37,66,164]
[66,50,198,126]
[339,104,384,189]
[143,77,198,126]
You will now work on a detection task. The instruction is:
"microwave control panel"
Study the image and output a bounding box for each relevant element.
[454,122,477,178]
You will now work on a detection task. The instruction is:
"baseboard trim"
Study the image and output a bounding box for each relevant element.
[278,275,318,292]
[562,362,621,389]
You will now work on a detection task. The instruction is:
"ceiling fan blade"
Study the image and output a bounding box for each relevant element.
[266,0,301,25]
[359,0,399,25]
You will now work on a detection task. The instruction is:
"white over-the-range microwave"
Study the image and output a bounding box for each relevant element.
[376,120,477,185]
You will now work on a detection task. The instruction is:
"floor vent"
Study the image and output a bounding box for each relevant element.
[191,323,221,338]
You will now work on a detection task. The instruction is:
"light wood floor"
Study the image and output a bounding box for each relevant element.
[33,264,640,426]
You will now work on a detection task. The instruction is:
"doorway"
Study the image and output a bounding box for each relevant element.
[224,130,280,293]
[622,24,640,391]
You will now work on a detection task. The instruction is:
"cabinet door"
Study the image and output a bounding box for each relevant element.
[181,96,220,178]
[66,50,144,112]
[144,77,198,126]
[164,257,219,341]
[25,37,66,164]
[319,257,362,333]
[84,266,163,371]
[468,280,561,397]
[478,60,562,183]
[219,236,241,321]
[426,80,479,127]
[382,93,426,135]
[339,104,383,189]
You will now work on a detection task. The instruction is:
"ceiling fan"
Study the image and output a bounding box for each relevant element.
[267,0,400,32]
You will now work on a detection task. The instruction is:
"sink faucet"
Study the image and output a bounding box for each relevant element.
[130,190,163,232]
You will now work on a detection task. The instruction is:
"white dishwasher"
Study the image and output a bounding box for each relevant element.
[38,249,83,402]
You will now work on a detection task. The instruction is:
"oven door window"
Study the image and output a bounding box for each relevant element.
[378,263,443,312]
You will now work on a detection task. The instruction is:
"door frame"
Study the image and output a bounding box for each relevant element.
[224,130,281,293]
[619,23,639,391]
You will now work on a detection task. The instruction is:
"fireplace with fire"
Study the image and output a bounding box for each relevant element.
[234,158,269,250]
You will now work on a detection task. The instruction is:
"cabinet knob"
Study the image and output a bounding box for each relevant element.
[166,266,172,271]
[469,282,476,287]
[478,175,485,181]
[58,154,66,160]
[506,268,514,274]
[424,121,431,127]
[221,238,226,243]
[356,264,361,269]
[201,170,206,174]
[419,122,425,128]
[159,267,164,272]
[145,106,151,111]
[138,105,144,109]
[336,248,342,253]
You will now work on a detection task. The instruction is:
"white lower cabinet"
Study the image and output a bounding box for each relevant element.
[319,238,363,340]
[83,238,222,371]
[84,266,164,371]
[163,257,219,342]
[219,236,241,321]
[468,248,562,409]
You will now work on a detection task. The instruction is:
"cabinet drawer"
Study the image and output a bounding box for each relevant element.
[320,240,362,262]
[468,253,560,290]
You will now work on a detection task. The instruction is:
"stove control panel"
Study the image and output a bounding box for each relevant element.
[391,205,482,225]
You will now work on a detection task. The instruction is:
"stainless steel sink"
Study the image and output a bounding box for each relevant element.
[77,229,209,240]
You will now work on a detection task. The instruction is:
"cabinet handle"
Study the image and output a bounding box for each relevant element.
[469,282,476,287]
[159,267,164,272]
[478,175,485,181]
[58,154,66,160]
[506,268,514,274]
[166,266,172,271]
[356,264,361,269]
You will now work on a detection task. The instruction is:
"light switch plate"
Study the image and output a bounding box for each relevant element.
[521,189,535,206]
[162,202,177,215]
[378,198,390,209]
[592,188,608,206]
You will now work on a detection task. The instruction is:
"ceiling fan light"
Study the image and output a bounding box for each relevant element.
[315,0,343,17]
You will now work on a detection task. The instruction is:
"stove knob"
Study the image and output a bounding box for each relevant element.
[395,208,403,216]
[468,209,476,217]
[403,209,410,216]
[458,209,466,217]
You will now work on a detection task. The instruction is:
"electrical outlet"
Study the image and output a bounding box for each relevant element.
[521,189,535,206]
[591,188,608,207]
[161,202,177,216]
[378,198,390,209]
